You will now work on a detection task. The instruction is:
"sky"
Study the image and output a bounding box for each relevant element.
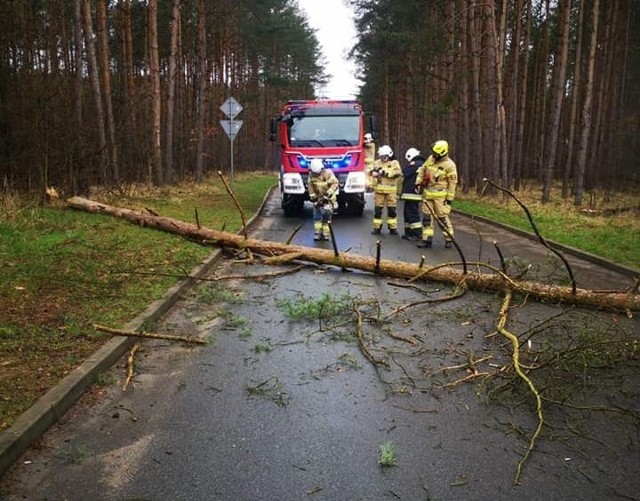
[297,0,362,100]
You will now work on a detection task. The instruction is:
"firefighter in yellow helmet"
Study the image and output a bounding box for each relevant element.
[367,144,402,234]
[415,140,458,248]
[308,158,339,241]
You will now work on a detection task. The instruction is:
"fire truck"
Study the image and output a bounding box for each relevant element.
[269,100,377,217]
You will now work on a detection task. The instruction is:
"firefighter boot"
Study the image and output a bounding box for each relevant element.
[314,233,323,241]
[322,224,331,241]
[371,228,381,235]
[444,240,453,249]
[389,228,398,235]
[417,237,433,248]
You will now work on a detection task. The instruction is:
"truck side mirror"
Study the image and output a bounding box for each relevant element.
[269,118,277,142]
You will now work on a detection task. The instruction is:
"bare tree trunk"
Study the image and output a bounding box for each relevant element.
[195,0,207,182]
[72,0,85,194]
[164,0,180,184]
[575,0,600,206]
[541,0,571,203]
[96,0,119,183]
[148,0,163,185]
[81,0,108,183]
[457,0,470,192]
[514,1,532,190]
[469,3,483,192]
[562,0,586,199]
[65,196,640,313]
[489,0,509,196]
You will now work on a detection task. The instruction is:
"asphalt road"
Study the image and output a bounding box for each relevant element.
[1,192,638,501]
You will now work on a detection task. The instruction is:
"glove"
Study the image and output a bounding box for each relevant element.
[415,184,422,194]
[444,199,452,206]
[326,190,334,198]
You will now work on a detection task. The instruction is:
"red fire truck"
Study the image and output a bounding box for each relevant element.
[269,99,376,217]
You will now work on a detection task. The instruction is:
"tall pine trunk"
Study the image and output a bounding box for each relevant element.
[164,0,180,184]
[97,0,119,183]
[148,0,162,185]
[81,0,108,184]
[541,0,571,203]
[575,0,600,206]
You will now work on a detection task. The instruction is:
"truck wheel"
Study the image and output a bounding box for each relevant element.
[283,195,304,217]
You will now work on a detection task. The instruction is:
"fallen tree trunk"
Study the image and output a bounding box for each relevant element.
[66,196,640,312]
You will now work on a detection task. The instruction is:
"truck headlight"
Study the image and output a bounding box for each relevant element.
[343,171,367,193]
[281,173,305,194]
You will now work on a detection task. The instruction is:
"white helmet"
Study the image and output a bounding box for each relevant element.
[405,147,420,162]
[364,133,373,143]
[309,158,324,174]
[378,145,393,158]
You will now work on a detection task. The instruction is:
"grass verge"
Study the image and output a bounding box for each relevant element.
[0,171,276,430]
[455,183,640,269]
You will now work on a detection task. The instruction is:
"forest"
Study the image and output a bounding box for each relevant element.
[0,0,638,204]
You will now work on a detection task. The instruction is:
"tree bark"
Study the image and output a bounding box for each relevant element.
[575,0,600,206]
[97,0,119,183]
[148,0,162,185]
[66,196,640,313]
[81,0,108,183]
[541,0,571,203]
[164,0,180,184]
[195,0,206,182]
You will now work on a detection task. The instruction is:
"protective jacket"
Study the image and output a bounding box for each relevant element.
[363,141,376,167]
[308,169,339,203]
[415,155,457,201]
[401,155,425,201]
[367,158,402,194]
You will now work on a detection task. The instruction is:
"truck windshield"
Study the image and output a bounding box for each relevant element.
[288,115,360,147]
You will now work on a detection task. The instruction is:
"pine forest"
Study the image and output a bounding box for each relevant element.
[0,0,638,205]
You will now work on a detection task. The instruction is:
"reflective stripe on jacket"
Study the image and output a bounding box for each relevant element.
[416,156,457,201]
[308,169,339,203]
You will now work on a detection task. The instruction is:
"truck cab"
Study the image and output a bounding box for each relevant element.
[270,100,376,217]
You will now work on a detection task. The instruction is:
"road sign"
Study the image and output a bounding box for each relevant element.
[219,97,243,184]
[220,119,243,140]
[220,97,243,120]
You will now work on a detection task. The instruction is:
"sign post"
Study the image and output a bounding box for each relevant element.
[219,97,243,184]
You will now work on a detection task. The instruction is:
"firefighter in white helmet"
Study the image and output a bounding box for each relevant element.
[367,144,402,234]
[400,147,426,240]
[415,140,458,248]
[308,158,339,241]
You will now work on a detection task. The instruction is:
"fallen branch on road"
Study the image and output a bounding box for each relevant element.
[94,324,208,345]
[66,196,640,313]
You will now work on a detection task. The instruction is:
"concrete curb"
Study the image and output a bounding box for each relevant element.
[0,186,276,479]
[454,210,639,279]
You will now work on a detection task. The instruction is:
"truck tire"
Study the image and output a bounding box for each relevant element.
[282,194,304,217]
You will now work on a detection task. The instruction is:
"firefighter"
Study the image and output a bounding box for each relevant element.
[367,144,402,235]
[364,133,376,164]
[308,158,339,241]
[363,133,376,191]
[415,140,458,248]
[400,147,425,241]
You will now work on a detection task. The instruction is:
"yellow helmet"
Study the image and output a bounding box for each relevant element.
[431,140,449,159]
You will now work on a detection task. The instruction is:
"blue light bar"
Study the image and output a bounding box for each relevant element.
[297,155,352,169]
